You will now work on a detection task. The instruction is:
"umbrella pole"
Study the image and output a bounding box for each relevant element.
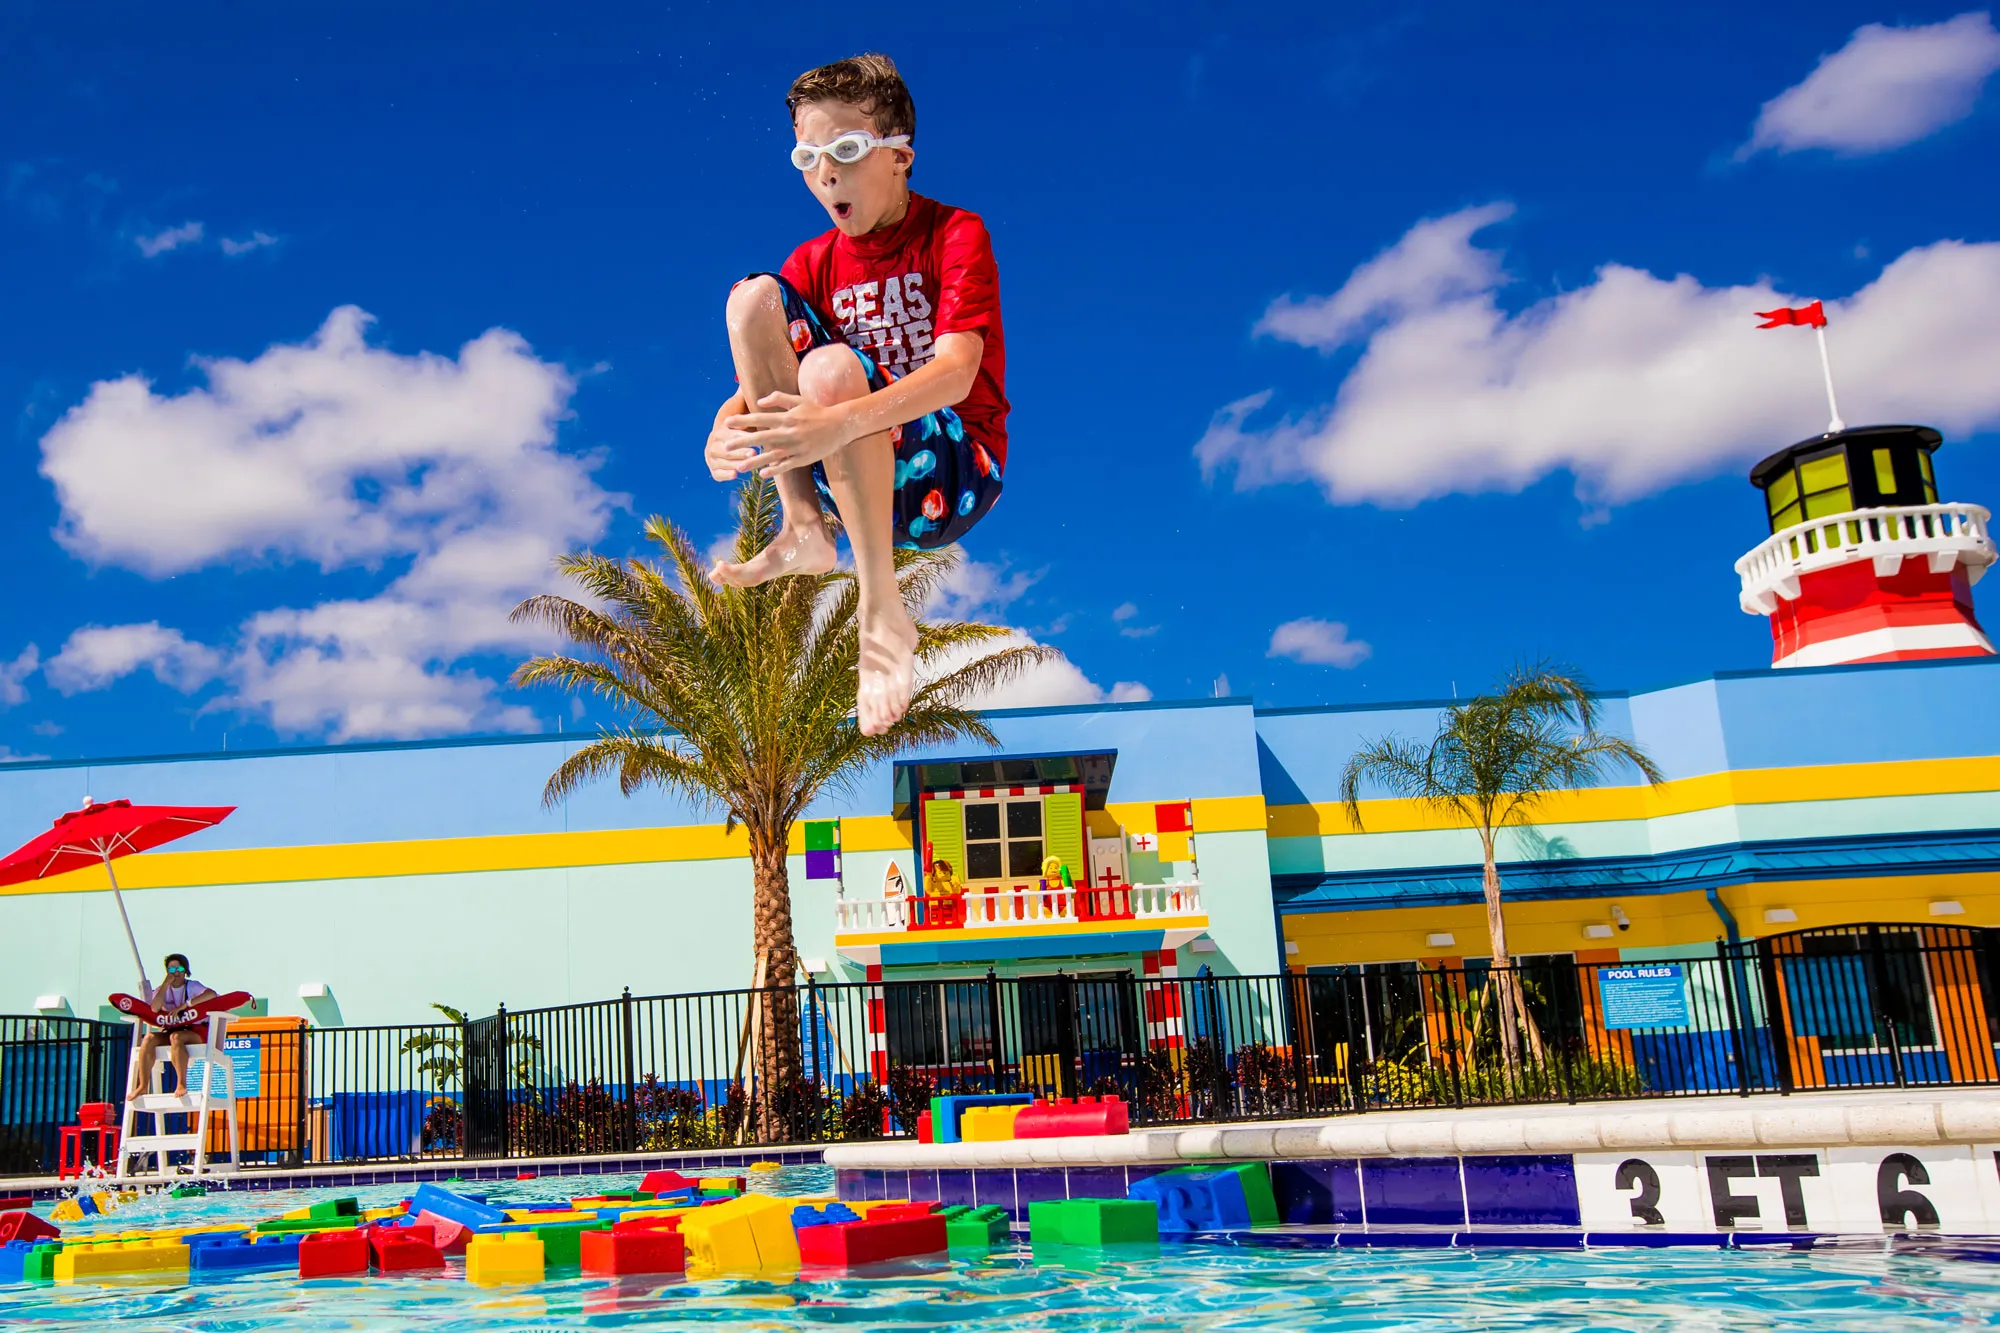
[101,851,150,996]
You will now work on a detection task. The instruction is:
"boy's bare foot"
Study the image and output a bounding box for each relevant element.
[709,523,837,587]
[856,604,921,736]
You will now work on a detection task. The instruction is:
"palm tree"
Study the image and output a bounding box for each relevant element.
[511,478,1056,1138]
[1338,663,1663,1074]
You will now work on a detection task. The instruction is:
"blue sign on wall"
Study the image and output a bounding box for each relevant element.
[219,1035,262,1098]
[1599,965,1690,1029]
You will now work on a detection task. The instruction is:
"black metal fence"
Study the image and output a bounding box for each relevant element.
[5,922,1997,1177]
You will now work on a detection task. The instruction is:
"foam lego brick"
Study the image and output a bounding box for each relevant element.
[1014,1095,1130,1139]
[639,1170,698,1195]
[930,1093,1035,1144]
[298,1230,370,1278]
[188,1234,302,1276]
[55,1238,191,1281]
[535,1222,604,1269]
[679,1194,800,1273]
[1028,1198,1159,1246]
[797,1213,948,1268]
[791,1202,861,1230]
[370,1227,445,1273]
[307,1197,360,1221]
[408,1183,508,1231]
[961,1104,1027,1142]
[0,1211,58,1246]
[941,1204,1012,1248]
[1129,1162,1279,1233]
[466,1233,545,1285]
[23,1242,62,1282]
[413,1209,472,1255]
[580,1227,687,1275]
[1,1240,39,1283]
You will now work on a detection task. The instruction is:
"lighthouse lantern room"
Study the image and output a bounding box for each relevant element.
[1736,424,1996,668]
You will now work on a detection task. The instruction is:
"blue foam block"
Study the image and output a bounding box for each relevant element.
[190,1234,304,1275]
[0,1240,33,1284]
[408,1183,508,1231]
[931,1094,1033,1145]
[1129,1167,1252,1234]
[792,1202,861,1230]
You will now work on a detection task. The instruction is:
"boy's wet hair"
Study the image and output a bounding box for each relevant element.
[787,53,915,177]
[164,952,190,971]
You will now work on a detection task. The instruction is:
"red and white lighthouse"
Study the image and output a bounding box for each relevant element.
[1736,424,1995,667]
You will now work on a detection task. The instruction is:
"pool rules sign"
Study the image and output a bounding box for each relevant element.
[1577,1146,2000,1234]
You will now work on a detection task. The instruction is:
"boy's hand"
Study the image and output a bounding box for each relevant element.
[705,416,761,482]
[724,392,854,477]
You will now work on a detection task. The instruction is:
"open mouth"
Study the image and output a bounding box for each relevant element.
[832,201,853,221]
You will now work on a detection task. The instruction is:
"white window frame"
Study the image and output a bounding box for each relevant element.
[962,795,1046,886]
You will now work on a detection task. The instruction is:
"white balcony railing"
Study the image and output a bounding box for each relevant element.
[833,879,1203,935]
[1736,502,1994,615]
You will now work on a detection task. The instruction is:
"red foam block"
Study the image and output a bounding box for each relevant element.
[371,1226,445,1273]
[867,1202,941,1221]
[1013,1094,1129,1139]
[612,1214,684,1235]
[0,1210,59,1245]
[299,1230,370,1278]
[581,1226,686,1275]
[412,1210,470,1255]
[638,1169,698,1195]
[797,1214,948,1268]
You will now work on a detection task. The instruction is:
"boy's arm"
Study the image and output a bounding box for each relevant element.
[721,331,983,478]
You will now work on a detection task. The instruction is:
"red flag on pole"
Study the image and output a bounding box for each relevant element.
[1755,301,1827,329]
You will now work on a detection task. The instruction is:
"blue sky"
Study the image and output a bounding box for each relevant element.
[4,1,1999,764]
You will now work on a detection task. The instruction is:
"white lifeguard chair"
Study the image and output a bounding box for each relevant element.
[117,1011,242,1181]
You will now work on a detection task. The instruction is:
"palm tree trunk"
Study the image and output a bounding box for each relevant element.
[748,833,803,1142]
[1479,831,1525,1077]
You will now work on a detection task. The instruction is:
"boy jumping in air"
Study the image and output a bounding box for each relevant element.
[705,53,1008,736]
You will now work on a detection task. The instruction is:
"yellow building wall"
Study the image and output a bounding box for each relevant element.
[1282,870,2000,968]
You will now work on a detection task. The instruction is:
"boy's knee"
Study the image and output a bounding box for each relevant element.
[725,275,786,331]
[798,344,869,405]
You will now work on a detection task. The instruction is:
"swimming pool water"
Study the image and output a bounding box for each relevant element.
[11,1166,2000,1330]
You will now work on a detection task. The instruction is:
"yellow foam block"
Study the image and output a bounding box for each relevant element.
[960,1105,1024,1141]
[51,1200,84,1222]
[282,1205,314,1220]
[55,1238,191,1281]
[362,1205,404,1221]
[847,1199,912,1217]
[679,1194,800,1273]
[466,1233,545,1286]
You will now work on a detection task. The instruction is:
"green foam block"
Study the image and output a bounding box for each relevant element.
[941,1204,1012,1248]
[1028,1198,1158,1246]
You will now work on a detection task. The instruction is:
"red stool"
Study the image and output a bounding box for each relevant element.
[58,1124,119,1179]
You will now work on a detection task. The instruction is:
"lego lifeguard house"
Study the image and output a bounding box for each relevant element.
[1737,424,1995,667]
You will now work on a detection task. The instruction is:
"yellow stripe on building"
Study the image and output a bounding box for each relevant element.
[1267,755,2000,839]
[0,814,917,897]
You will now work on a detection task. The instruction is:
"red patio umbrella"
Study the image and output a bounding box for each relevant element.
[0,798,236,994]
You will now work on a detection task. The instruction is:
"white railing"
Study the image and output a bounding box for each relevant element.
[832,879,1204,935]
[1736,502,1994,615]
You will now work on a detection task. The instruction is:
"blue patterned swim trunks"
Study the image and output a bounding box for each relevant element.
[742,272,1004,550]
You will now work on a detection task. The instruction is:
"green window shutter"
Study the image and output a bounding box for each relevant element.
[1043,792,1084,885]
[924,799,964,889]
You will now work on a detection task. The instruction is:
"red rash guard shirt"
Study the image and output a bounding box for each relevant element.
[780,194,1011,468]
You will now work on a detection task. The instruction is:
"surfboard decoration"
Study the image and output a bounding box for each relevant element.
[883,859,906,899]
[107,990,253,1029]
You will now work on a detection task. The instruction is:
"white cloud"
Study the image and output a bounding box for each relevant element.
[219,230,279,256]
[0,646,38,706]
[926,629,1153,709]
[135,220,203,257]
[917,560,1149,707]
[1197,204,2000,508]
[45,623,223,694]
[0,747,52,764]
[37,307,616,741]
[1108,600,1159,638]
[922,556,1041,622]
[1268,618,1373,668]
[1741,13,2000,157]
[1111,601,1138,622]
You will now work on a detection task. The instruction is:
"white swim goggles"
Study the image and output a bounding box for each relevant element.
[790,130,910,172]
